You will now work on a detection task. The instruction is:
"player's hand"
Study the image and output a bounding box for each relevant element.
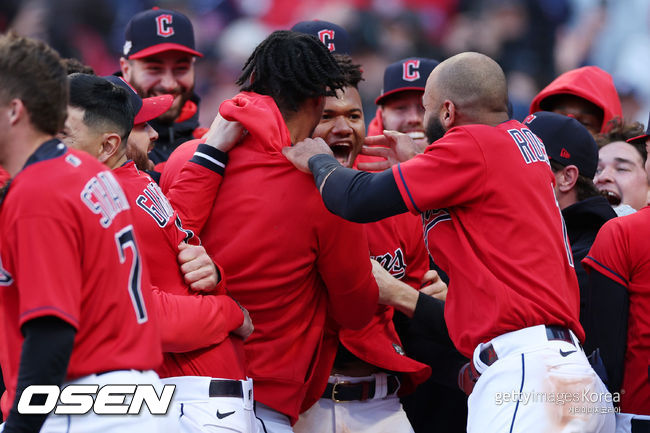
[282,137,333,173]
[202,113,247,153]
[357,130,424,171]
[420,270,447,301]
[177,243,219,293]
[371,259,419,317]
[231,306,254,341]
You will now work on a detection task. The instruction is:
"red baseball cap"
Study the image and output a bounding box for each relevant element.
[123,8,203,59]
[103,76,173,125]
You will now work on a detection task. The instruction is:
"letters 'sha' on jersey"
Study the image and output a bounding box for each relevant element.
[0,140,162,416]
[392,121,583,357]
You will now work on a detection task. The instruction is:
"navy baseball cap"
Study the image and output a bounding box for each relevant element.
[375,57,439,105]
[626,112,650,144]
[123,8,202,59]
[290,20,351,55]
[103,75,173,125]
[524,111,599,179]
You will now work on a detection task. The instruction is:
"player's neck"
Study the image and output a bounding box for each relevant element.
[1,128,53,177]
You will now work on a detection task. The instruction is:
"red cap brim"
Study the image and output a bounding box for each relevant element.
[134,94,174,125]
[375,86,425,105]
[128,43,203,59]
[626,134,649,144]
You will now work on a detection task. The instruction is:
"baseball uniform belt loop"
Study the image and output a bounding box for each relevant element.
[323,374,400,402]
[209,379,244,398]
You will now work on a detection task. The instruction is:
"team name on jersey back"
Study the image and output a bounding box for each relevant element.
[80,171,130,228]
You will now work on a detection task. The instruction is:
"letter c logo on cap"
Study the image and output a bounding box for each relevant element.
[156,14,174,37]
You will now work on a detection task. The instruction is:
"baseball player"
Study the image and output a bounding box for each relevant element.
[160,31,379,432]
[355,57,439,169]
[0,33,170,433]
[289,54,431,433]
[593,124,650,214]
[581,120,650,416]
[284,52,616,433]
[119,7,206,167]
[62,73,257,432]
[529,66,622,135]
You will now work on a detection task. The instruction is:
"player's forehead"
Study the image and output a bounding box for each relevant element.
[325,87,363,112]
[382,90,424,109]
[599,141,644,167]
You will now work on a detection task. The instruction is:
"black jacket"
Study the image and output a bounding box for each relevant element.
[149,93,202,165]
[562,195,616,349]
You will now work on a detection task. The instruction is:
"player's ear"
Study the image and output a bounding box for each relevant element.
[98,133,122,163]
[557,165,579,192]
[7,99,25,126]
[119,58,132,81]
[441,100,456,129]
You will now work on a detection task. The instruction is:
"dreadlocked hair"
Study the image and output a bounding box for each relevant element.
[237,30,346,113]
[333,54,363,89]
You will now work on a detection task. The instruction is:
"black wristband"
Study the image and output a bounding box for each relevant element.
[308,154,341,191]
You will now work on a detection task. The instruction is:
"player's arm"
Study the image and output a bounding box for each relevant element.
[372,259,452,344]
[4,317,75,433]
[177,242,222,293]
[315,219,378,330]
[151,289,247,352]
[283,138,407,223]
[163,115,245,234]
[583,268,628,394]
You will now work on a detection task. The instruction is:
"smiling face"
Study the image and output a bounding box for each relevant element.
[312,87,365,167]
[380,90,427,146]
[594,141,649,210]
[121,51,195,125]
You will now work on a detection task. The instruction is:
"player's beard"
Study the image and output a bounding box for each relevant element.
[425,116,447,144]
[131,83,194,126]
[127,146,155,171]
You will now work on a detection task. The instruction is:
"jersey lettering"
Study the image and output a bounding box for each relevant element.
[317,29,335,51]
[81,171,130,228]
[421,209,451,257]
[0,257,12,286]
[508,128,549,165]
[115,226,148,323]
[402,60,421,82]
[156,14,174,37]
[135,182,175,228]
[371,248,406,280]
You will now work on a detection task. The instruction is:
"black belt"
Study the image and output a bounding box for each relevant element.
[322,375,400,402]
[459,326,577,395]
[209,379,243,398]
[479,325,576,367]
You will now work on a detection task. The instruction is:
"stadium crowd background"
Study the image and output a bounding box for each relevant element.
[1,0,648,142]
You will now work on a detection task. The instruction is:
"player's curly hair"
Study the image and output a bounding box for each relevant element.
[333,54,363,89]
[237,30,347,113]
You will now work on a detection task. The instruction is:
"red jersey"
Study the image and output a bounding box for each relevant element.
[391,121,583,357]
[113,161,246,379]
[162,92,378,423]
[0,166,8,188]
[0,140,161,416]
[582,208,650,414]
